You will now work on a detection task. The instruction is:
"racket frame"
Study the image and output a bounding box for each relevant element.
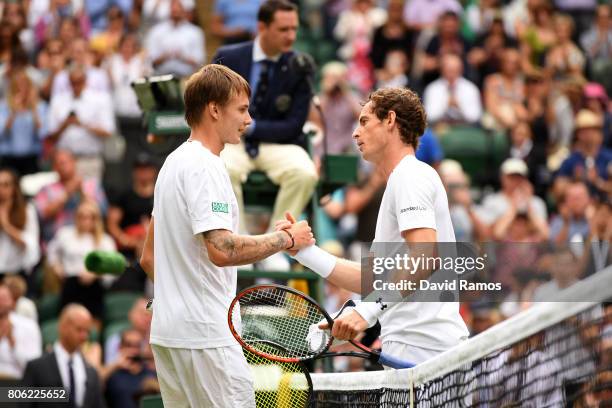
[228,284,335,363]
[229,284,394,366]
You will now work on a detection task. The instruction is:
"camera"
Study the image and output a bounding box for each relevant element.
[128,354,145,363]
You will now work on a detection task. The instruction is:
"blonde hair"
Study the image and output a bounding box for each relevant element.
[76,200,105,246]
[321,61,348,78]
[554,13,574,34]
[7,70,36,112]
[183,64,251,128]
[3,275,26,300]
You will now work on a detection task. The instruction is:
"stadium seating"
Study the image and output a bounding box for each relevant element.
[140,395,164,408]
[37,293,60,324]
[103,292,142,325]
[243,171,280,210]
[438,125,508,186]
[102,319,132,344]
[41,318,58,349]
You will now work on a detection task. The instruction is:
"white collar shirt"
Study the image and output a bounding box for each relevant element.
[146,20,205,78]
[424,77,482,124]
[252,36,281,63]
[46,89,116,156]
[53,342,87,407]
[0,203,40,274]
[0,313,42,379]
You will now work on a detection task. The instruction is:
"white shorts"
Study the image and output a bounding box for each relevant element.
[151,344,255,408]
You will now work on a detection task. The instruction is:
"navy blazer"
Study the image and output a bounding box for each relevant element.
[212,41,312,148]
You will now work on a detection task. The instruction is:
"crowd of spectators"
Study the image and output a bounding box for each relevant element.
[0,0,187,403]
[0,0,609,404]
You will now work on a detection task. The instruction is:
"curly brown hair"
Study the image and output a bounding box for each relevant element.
[367,87,427,150]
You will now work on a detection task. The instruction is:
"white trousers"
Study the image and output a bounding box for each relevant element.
[151,344,256,408]
[221,142,318,233]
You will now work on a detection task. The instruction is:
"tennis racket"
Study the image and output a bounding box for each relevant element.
[228,284,415,369]
[243,340,312,408]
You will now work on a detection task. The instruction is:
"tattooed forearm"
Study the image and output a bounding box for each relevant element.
[202,229,290,266]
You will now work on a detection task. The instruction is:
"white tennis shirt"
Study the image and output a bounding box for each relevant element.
[355,155,469,350]
[150,140,240,349]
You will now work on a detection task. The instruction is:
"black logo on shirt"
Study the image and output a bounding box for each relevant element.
[400,206,427,214]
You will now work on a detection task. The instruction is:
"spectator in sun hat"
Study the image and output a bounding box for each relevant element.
[553,109,612,200]
[477,158,548,229]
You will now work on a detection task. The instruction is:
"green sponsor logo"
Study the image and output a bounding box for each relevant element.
[212,202,229,213]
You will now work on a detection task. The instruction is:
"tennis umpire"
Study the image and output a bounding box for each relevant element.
[139,64,314,407]
[280,87,469,364]
[212,0,318,271]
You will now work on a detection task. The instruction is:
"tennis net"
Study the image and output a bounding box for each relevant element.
[311,267,612,407]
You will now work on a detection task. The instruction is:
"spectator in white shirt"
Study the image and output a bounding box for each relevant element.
[478,157,548,231]
[424,53,482,125]
[141,0,194,28]
[145,0,204,78]
[47,200,116,330]
[3,275,38,322]
[0,284,41,379]
[0,168,40,277]
[50,38,111,100]
[104,32,152,119]
[47,64,116,181]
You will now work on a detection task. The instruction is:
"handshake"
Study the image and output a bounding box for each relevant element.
[274,211,315,255]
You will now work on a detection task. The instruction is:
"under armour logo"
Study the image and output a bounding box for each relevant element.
[376,297,388,310]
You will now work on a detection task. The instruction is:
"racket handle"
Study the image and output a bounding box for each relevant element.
[377,352,415,369]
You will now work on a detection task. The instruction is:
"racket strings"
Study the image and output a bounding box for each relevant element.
[238,287,329,360]
[244,343,311,408]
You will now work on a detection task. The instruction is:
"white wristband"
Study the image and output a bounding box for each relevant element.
[354,302,383,328]
[293,245,336,278]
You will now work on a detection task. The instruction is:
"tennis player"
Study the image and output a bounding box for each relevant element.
[282,87,469,364]
[139,64,315,407]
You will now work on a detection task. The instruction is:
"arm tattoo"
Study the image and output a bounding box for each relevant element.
[202,229,290,265]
